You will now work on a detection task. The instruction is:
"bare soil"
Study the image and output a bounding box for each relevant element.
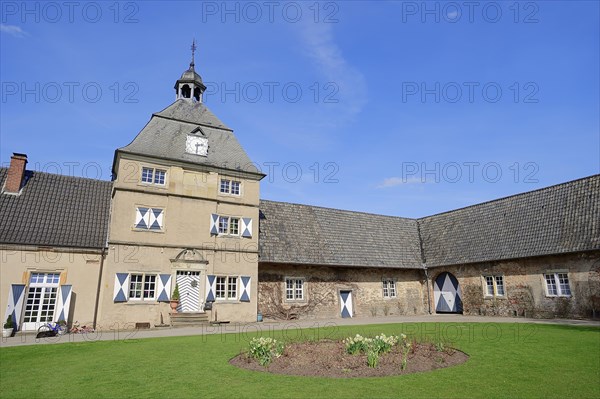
[230,340,469,378]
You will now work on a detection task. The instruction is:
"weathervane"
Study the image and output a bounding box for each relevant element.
[190,39,197,67]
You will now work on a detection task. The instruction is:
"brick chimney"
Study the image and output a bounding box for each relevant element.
[4,153,28,194]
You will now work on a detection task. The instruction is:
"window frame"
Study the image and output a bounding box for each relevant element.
[140,166,167,186]
[382,278,397,299]
[482,275,506,298]
[285,277,305,301]
[128,273,157,302]
[218,215,240,236]
[219,178,242,196]
[544,272,571,297]
[215,275,238,301]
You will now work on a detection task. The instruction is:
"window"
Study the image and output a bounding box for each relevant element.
[129,274,156,300]
[483,275,505,297]
[219,179,241,195]
[227,277,238,299]
[382,279,397,298]
[135,207,164,231]
[215,276,237,300]
[285,278,304,301]
[218,216,239,235]
[141,167,166,185]
[544,273,571,297]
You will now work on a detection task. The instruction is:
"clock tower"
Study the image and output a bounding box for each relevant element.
[100,43,265,328]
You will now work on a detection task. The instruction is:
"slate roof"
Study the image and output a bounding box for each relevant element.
[419,175,600,267]
[118,100,262,175]
[0,168,112,249]
[258,200,423,269]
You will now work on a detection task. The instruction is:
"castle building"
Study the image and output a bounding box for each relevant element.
[1,55,599,332]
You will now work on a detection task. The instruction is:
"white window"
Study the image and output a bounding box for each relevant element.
[218,216,239,235]
[483,275,505,297]
[215,276,237,300]
[285,278,304,301]
[227,277,238,299]
[141,167,166,185]
[544,273,571,297]
[382,279,397,298]
[129,274,157,301]
[219,178,241,195]
[134,207,164,231]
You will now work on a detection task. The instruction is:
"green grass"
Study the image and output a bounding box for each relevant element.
[1,323,599,398]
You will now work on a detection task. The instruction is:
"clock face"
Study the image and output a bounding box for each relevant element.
[185,135,208,156]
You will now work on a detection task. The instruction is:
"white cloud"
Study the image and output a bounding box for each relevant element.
[377,176,423,188]
[0,24,28,38]
[296,22,367,122]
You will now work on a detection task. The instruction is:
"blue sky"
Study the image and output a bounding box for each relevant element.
[1,1,598,218]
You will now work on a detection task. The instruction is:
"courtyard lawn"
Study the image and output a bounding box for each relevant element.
[0,322,598,399]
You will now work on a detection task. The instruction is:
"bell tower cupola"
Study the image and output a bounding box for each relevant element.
[175,39,206,103]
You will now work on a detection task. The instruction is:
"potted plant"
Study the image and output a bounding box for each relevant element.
[170,283,180,313]
[2,316,14,338]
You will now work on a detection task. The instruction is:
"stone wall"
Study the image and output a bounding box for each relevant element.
[258,263,427,320]
[428,251,600,319]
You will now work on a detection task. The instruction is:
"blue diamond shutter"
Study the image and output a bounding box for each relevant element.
[157,274,172,302]
[55,285,72,323]
[241,218,252,238]
[206,275,216,302]
[113,273,129,302]
[3,284,25,331]
[239,276,251,302]
[135,207,149,229]
[210,214,219,235]
[149,208,164,230]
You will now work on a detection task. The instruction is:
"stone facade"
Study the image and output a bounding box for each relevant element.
[428,251,600,319]
[258,263,427,319]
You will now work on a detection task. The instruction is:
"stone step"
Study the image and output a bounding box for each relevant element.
[169,312,210,327]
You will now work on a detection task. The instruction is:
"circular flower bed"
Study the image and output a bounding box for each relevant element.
[230,335,469,378]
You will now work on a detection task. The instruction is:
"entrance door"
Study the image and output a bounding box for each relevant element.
[433,272,463,313]
[22,272,61,330]
[176,271,201,312]
[339,290,353,318]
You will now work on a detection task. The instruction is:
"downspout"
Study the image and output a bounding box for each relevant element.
[93,246,106,329]
[93,169,116,330]
[424,266,432,315]
[416,221,432,314]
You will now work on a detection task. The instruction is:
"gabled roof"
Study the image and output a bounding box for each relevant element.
[0,168,112,249]
[258,200,423,269]
[419,175,600,267]
[118,100,262,176]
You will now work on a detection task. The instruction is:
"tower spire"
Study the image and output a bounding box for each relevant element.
[190,39,197,69]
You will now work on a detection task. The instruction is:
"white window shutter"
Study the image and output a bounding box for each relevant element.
[239,276,251,302]
[55,285,72,323]
[206,275,216,301]
[113,273,129,302]
[241,218,252,238]
[210,214,219,235]
[157,274,172,302]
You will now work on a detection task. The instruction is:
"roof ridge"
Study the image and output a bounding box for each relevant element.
[0,167,112,184]
[152,113,234,133]
[418,174,600,220]
[260,198,417,221]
